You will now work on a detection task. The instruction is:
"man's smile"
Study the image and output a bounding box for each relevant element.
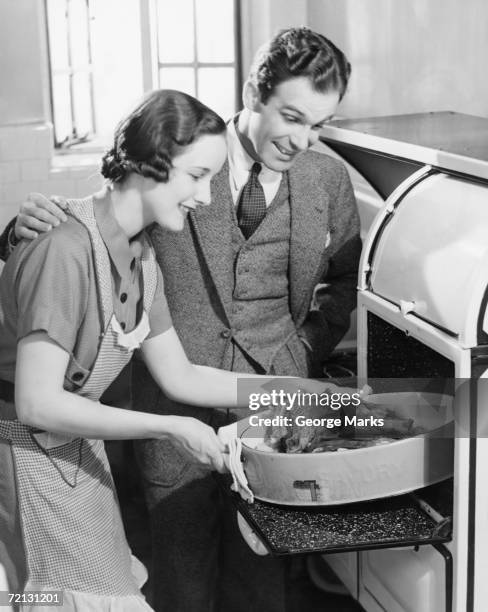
[273,141,296,157]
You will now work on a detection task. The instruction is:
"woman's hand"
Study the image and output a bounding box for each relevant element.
[15,193,68,240]
[168,416,226,473]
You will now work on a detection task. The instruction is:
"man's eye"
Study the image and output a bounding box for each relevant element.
[283,114,298,123]
[314,118,333,130]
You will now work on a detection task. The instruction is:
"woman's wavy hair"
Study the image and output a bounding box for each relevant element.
[248,27,351,104]
[101,90,226,184]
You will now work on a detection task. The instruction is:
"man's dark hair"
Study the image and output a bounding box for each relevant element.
[248,27,351,104]
[101,89,226,184]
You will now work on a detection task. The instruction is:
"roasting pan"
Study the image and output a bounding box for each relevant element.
[240,392,453,506]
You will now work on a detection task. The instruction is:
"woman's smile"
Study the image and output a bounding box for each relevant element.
[179,200,197,215]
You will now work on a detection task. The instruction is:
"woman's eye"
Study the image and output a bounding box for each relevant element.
[189,174,201,181]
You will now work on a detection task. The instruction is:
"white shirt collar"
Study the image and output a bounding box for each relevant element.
[227,116,282,206]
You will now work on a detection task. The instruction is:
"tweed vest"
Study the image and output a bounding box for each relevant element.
[222,175,296,373]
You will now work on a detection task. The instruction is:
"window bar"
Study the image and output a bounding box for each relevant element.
[156,0,239,111]
[192,0,198,97]
[156,62,235,69]
[234,0,243,111]
[85,0,96,136]
[43,0,57,145]
[140,0,158,93]
[66,0,77,142]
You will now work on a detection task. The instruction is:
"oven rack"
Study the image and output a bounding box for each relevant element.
[218,475,452,557]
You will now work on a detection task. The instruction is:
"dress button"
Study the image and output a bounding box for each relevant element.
[72,372,84,382]
[120,293,128,303]
[120,322,126,330]
[220,329,231,339]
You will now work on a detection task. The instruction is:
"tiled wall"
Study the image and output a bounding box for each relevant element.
[0,123,103,235]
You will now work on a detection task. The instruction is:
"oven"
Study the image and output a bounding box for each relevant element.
[228,112,488,612]
[322,112,488,612]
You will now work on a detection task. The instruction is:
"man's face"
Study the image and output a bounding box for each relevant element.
[246,76,340,172]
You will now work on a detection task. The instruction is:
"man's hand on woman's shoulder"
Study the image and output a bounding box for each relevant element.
[15,193,68,240]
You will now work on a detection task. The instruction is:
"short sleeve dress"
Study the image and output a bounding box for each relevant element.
[0,192,172,611]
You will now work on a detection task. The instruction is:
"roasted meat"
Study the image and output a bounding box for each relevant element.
[264,397,424,454]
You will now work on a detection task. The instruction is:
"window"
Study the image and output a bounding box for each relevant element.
[45,0,96,147]
[45,0,241,149]
[156,0,241,121]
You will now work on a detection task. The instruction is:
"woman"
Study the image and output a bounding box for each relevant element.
[0,90,311,611]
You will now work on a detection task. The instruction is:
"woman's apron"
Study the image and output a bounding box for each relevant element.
[0,197,158,610]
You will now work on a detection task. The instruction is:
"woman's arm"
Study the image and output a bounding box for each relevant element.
[15,332,225,470]
[141,327,330,408]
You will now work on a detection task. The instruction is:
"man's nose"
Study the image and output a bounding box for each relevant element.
[308,129,320,147]
[291,126,314,151]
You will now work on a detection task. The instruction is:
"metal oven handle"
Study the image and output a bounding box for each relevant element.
[359,164,436,291]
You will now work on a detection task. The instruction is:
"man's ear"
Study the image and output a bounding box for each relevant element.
[242,80,261,111]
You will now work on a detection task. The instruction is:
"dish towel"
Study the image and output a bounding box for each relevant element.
[218,423,254,503]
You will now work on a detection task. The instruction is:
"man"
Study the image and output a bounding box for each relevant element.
[1,27,361,612]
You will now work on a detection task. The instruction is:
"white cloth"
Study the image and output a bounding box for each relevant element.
[226,119,282,208]
[218,424,269,555]
[218,422,254,503]
[112,311,150,351]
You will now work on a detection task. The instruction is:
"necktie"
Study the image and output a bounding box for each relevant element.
[237,162,266,239]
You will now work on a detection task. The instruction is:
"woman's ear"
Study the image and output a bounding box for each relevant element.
[242,80,261,112]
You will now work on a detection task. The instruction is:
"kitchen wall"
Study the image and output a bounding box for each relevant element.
[307,0,488,119]
[240,0,308,77]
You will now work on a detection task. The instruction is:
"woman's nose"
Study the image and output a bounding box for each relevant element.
[195,179,212,206]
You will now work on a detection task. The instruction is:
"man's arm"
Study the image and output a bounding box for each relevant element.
[0,218,17,262]
[0,193,68,262]
[298,164,362,362]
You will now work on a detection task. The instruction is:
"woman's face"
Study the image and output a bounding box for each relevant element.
[142,133,227,231]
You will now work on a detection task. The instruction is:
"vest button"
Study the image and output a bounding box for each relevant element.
[120,293,128,303]
[220,329,231,339]
[72,372,84,382]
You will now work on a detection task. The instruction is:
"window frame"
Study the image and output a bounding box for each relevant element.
[45,0,243,150]
[45,0,97,149]
[141,0,243,113]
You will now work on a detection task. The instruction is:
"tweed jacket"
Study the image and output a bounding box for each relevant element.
[146,148,361,372]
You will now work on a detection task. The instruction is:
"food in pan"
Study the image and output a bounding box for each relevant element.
[261,401,426,454]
